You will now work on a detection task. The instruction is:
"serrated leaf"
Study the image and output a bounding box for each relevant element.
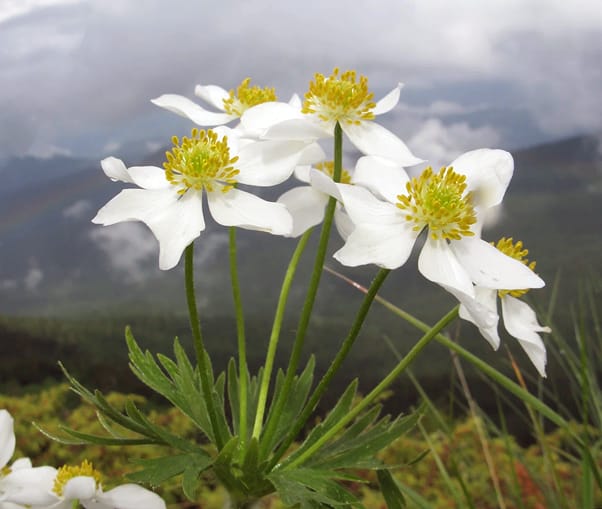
[377,469,406,509]
[227,359,240,434]
[307,409,423,471]
[182,455,213,502]
[266,357,316,452]
[127,454,203,485]
[269,468,362,508]
[282,379,358,467]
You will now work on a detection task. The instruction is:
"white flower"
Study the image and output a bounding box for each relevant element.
[333,149,545,329]
[277,160,364,238]
[240,68,423,166]
[0,410,32,509]
[3,460,165,509]
[93,127,315,270]
[151,78,279,130]
[458,238,550,377]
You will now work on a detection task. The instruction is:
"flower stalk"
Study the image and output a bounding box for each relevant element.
[185,242,227,449]
[258,122,343,457]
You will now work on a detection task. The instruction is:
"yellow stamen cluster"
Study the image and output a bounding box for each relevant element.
[396,166,477,240]
[494,237,537,298]
[164,128,239,194]
[222,78,277,116]
[53,460,102,496]
[314,161,352,184]
[302,68,376,126]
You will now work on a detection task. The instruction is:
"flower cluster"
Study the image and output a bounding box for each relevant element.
[0,409,166,509]
[96,69,550,375]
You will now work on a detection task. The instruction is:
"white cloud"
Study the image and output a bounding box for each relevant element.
[408,118,502,170]
[0,279,18,290]
[89,223,158,283]
[62,199,92,220]
[24,266,43,291]
[102,140,122,155]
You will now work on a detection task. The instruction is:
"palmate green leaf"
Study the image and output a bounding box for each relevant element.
[281,379,358,468]
[261,356,316,458]
[269,468,362,509]
[59,362,161,441]
[377,469,406,509]
[227,359,264,439]
[32,422,157,446]
[127,453,212,487]
[123,399,199,453]
[127,329,233,445]
[307,405,424,471]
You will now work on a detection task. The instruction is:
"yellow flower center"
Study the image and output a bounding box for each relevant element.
[53,460,102,496]
[302,68,376,126]
[163,128,239,194]
[494,237,537,298]
[396,166,477,240]
[222,78,277,116]
[314,160,352,184]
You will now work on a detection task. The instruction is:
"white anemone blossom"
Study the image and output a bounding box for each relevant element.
[277,159,374,238]
[151,78,288,135]
[458,238,550,377]
[332,149,545,336]
[2,460,165,509]
[240,68,423,167]
[0,410,32,509]
[93,126,314,270]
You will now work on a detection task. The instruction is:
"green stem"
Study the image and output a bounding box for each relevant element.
[267,268,390,470]
[259,122,343,457]
[184,243,226,449]
[280,306,460,471]
[229,227,248,450]
[252,229,313,439]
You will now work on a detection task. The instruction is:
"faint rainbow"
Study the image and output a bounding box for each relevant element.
[0,171,106,238]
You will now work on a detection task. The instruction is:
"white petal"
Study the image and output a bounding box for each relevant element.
[373,83,403,115]
[240,102,302,136]
[297,142,326,165]
[194,84,229,110]
[342,122,423,167]
[502,296,549,377]
[92,188,205,270]
[151,94,235,126]
[278,186,329,237]
[450,149,513,209]
[0,410,15,468]
[126,166,170,190]
[287,93,302,110]
[263,118,332,141]
[458,287,501,349]
[352,155,410,203]
[207,187,292,235]
[334,206,354,241]
[333,184,402,226]
[309,169,343,201]
[334,222,418,269]
[101,157,133,184]
[236,139,309,186]
[450,237,545,290]
[63,476,97,501]
[293,165,312,183]
[1,466,59,506]
[418,238,475,297]
[10,457,32,470]
[93,484,166,509]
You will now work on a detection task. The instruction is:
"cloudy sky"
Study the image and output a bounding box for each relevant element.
[1,0,601,165]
